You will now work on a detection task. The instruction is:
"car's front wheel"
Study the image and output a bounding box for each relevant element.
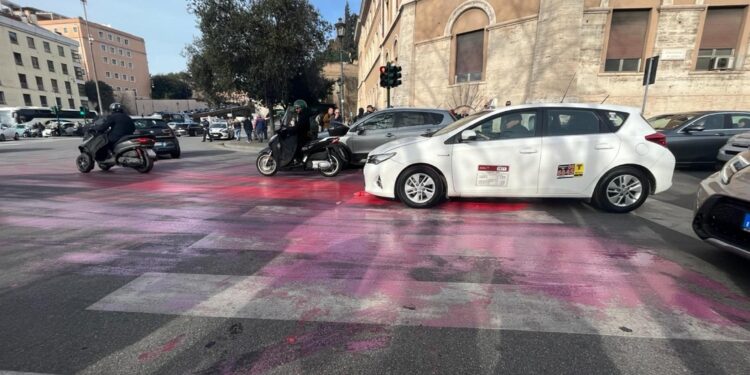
[396,166,445,208]
[594,167,650,213]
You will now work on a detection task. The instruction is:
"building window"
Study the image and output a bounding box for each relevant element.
[31,56,40,69]
[126,51,131,57]
[47,60,55,72]
[119,48,123,55]
[73,27,78,33]
[101,44,106,51]
[65,81,72,95]
[117,36,121,43]
[62,63,69,75]
[35,76,44,91]
[120,61,125,67]
[19,74,28,89]
[51,79,59,93]
[108,33,113,40]
[112,59,117,65]
[123,74,128,81]
[23,94,33,106]
[0,91,6,105]
[605,9,649,72]
[455,31,484,83]
[697,7,746,70]
[99,31,104,38]
[68,98,75,108]
[114,73,120,79]
[110,47,115,53]
[131,76,135,82]
[58,45,65,57]
[103,57,108,63]
[14,52,23,66]
[116,87,121,91]
[128,62,133,69]
[27,36,35,49]
[124,39,129,46]
[40,95,48,107]
[106,72,111,78]
[56,97,62,107]
[43,41,51,53]
[63,27,68,33]
[9,31,18,44]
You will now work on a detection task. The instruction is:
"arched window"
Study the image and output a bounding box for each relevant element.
[451,8,489,83]
[394,40,398,62]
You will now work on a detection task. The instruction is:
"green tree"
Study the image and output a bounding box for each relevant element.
[151,72,193,100]
[186,0,333,114]
[84,80,114,113]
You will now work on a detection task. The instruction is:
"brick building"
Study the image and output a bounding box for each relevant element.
[356,0,750,116]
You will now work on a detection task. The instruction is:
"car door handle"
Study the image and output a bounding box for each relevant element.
[386,133,395,137]
[520,148,538,154]
[595,143,614,150]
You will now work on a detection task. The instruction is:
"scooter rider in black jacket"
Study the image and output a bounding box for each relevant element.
[94,102,135,151]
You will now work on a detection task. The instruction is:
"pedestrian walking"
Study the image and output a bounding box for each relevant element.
[322,107,334,131]
[354,107,365,123]
[366,105,376,115]
[201,118,213,142]
[243,116,253,143]
[255,113,267,142]
[333,108,343,123]
[233,119,242,141]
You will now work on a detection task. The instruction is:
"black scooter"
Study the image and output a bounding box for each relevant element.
[256,109,348,177]
[76,122,156,174]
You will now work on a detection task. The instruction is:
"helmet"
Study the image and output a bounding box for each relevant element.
[109,102,124,113]
[293,99,307,110]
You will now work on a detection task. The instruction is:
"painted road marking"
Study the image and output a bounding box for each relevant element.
[635,198,697,239]
[89,272,750,342]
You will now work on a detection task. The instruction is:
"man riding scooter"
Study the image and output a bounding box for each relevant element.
[94,103,135,156]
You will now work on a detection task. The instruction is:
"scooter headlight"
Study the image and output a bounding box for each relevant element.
[720,153,750,184]
[367,152,396,165]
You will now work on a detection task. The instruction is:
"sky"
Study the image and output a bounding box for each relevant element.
[19,0,360,75]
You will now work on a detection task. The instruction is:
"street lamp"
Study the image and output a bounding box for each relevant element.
[80,0,103,114]
[335,17,345,122]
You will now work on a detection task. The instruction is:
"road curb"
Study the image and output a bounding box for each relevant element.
[219,141,266,153]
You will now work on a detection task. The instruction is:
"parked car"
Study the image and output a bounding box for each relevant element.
[209,121,233,140]
[648,111,750,167]
[168,122,189,137]
[339,107,455,165]
[364,104,675,212]
[133,117,181,158]
[717,131,750,163]
[0,124,19,141]
[693,150,750,257]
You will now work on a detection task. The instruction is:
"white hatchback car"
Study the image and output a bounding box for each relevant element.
[364,104,676,212]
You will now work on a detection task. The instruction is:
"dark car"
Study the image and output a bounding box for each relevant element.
[187,123,204,137]
[648,111,750,167]
[133,117,181,158]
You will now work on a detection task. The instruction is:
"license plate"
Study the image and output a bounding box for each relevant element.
[155,142,165,147]
[744,213,750,232]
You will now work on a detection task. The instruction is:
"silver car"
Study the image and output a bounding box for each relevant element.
[694,150,750,257]
[717,131,750,162]
[340,108,455,165]
[209,121,233,140]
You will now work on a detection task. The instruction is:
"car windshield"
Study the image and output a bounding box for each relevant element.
[648,113,702,130]
[134,119,168,129]
[211,123,227,128]
[431,111,491,137]
[0,110,13,126]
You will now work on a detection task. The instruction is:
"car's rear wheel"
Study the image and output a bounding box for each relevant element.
[0,134,5,141]
[13,133,19,141]
[594,167,650,213]
[396,166,444,208]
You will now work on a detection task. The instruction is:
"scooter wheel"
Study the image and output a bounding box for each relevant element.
[320,152,343,177]
[256,153,278,176]
[76,153,94,173]
[134,153,154,174]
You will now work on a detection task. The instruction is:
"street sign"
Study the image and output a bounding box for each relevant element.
[643,56,659,86]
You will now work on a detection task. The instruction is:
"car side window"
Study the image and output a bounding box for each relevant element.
[361,113,394,130]
[694,114,725,130]
[545,109,602,136]
[396,112,426,128]
[730,115,750,129]
[426,112,445,125]
[469,110,537,141]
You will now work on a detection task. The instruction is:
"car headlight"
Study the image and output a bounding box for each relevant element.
[720,153,750,184]
[367,152,396,165]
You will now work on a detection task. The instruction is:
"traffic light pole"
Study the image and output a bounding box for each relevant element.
[387,87,391,109]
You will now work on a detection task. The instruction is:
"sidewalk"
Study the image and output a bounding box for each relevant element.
[218,139,267,153]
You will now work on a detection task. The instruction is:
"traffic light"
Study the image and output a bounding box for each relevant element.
[392,65,402,88]
[79,106,88,117]
[50,106,59,115]
[379,65,388,88]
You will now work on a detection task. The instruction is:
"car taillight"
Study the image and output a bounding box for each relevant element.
[136,137,154,145]
[645,132,667,147]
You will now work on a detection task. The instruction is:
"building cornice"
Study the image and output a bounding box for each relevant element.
[0,14,78,47]
[38,18,144,41]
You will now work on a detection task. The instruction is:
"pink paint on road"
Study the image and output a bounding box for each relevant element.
[137,334,185,362]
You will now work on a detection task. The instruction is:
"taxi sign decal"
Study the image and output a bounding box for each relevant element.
[477,165,510,187]
[557,164,585,179]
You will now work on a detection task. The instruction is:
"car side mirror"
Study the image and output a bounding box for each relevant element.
[461,130,477,142]
[685,124,705,133]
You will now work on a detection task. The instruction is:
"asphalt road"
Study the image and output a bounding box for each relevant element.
[1,135,750,375]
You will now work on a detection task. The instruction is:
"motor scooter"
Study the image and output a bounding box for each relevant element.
[76,121,156,173]
[255,108,348,177]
